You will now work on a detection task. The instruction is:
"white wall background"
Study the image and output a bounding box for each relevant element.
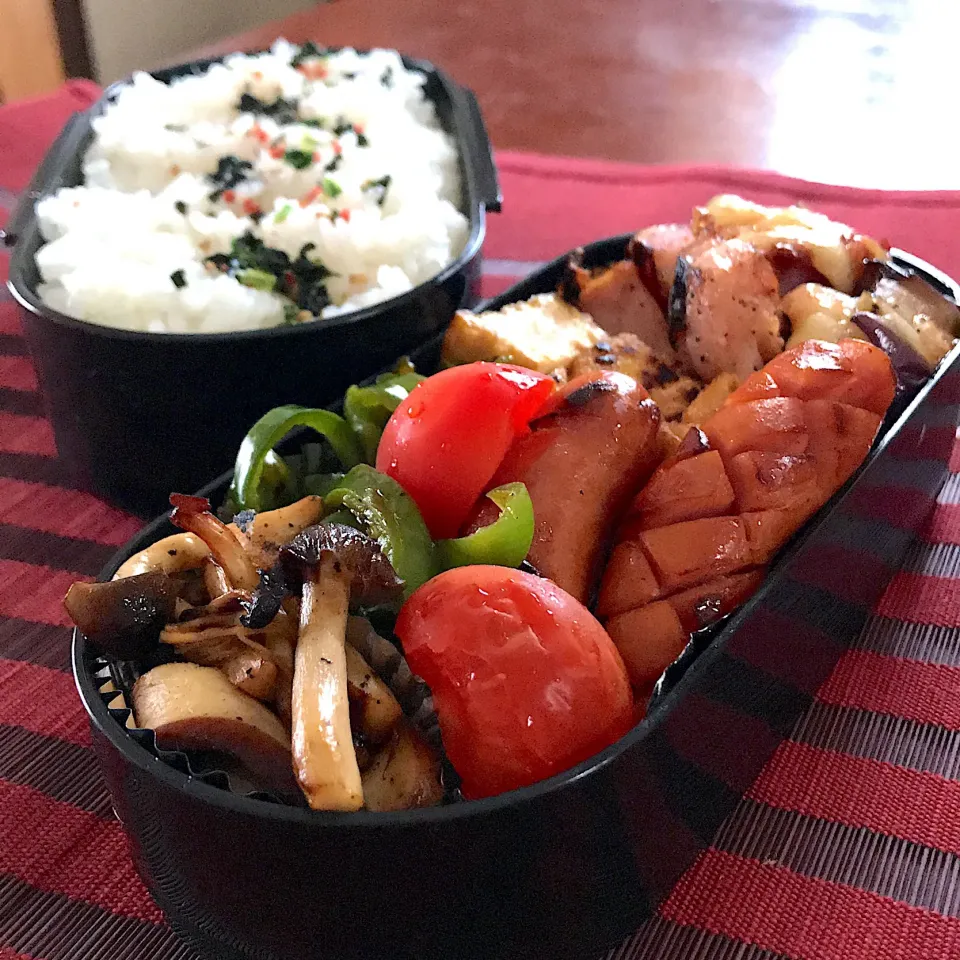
[82,0,316,82]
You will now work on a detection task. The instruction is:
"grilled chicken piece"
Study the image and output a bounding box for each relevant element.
[560,256,675,362]
[673,237,784,381]
[693,195,888,294]
[568,334,700,422]
[630,223,696,300]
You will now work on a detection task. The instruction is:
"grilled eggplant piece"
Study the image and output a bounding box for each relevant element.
[857,259,960,367]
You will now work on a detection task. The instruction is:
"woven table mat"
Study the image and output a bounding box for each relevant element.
[2,83,960,960]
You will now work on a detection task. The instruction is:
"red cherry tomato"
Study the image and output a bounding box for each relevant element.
[396,566,634,799]
[375,363,554,539]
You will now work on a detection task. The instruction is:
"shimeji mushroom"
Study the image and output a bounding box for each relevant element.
[280,523,402,811]
[114,496,326,584]
[161,612,282,703]
[238,495,325,570]
[170,494,260,591]
[361,720,445,813]
[113,532,211,580]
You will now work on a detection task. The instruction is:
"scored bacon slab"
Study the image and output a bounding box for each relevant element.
[598,339,896,695]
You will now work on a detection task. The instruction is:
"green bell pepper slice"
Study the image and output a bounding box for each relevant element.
[230,405,362,513]
[324,464,438,597]
[436,482,534,571]
[343,371,424,463]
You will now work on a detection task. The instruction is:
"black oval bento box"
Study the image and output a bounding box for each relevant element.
[4,52,500,517]
[74,240,960,960]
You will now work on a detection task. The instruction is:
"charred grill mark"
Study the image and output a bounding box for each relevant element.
[656,363,679,384]
[564,378,618,408]
[668,258,694,349]
[558,249,587,306]
[627,236,669,311]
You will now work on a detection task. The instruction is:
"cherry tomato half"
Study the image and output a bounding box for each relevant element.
[375,363,554,539]
[396,566,634,799]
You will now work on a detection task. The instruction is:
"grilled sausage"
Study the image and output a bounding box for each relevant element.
[598,339,896,693]
[468,371,662,604]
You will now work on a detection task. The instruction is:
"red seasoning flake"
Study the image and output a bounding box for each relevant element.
[242,198,261,216]
[269,145,286,160]
[332,141,343,156]
[170,164,182,176]
[252,70,263,80]
[300,186,322,207]
[354,123,365,135]
[251,126,269,144]
[222,189,236,204]
[340,209,351,222]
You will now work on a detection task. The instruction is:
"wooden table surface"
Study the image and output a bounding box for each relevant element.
[199,0,960,191]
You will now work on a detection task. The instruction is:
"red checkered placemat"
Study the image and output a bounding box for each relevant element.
[3,83,960,960]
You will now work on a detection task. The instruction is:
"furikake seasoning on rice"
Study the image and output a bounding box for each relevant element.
[34,41,468,334]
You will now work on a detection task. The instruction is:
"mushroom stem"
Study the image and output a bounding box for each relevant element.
[113,532,211,580]
[170,495,259,591]
[202,558,231,600]
[292,551,363,811]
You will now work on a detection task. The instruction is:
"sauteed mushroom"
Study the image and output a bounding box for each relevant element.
[361,721,444,813]
[170,494,259,591]
[65,572,181,659]
[114,533,211,580]
[280,523,402,811]
[132,662,297,798]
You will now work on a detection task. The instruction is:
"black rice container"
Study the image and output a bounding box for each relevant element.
[4,52,500,516]
[74,242,960,960]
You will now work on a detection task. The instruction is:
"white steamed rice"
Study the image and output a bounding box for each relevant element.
[35,40,469,334]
